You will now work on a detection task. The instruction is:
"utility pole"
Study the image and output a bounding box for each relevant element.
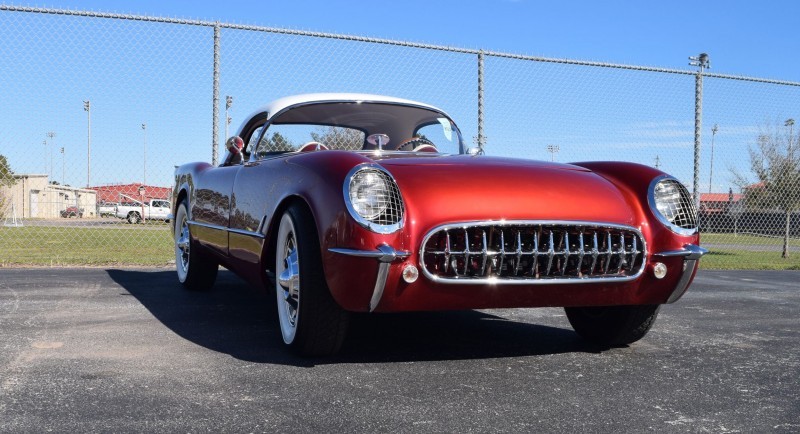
[689,52,710,207]
[142,123,147,186]
[60,147,65,185]
[47,131,55,181]
[546,144,560,162]
[708,124,718,193]
[83,100,91,187]
[654,155,661,169]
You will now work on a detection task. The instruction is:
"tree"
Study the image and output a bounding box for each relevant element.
[734,123,800,258]
[0,154,15,219]
[310,126,364,150]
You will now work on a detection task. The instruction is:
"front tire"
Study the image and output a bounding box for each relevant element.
[565,305,661,346]
[275,203,349,356]
[174,200,218,291]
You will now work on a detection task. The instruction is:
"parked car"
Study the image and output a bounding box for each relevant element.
[97,202,118,217]
[171,93,707,356]
[115,199,171,223]
[60,206,83,218]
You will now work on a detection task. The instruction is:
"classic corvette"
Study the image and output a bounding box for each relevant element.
[172,93,707,356]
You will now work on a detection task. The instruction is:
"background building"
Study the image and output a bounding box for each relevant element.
[1,174,97,219]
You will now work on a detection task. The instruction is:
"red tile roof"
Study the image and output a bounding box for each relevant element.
[89,183,171,204]
[700,193,742,202]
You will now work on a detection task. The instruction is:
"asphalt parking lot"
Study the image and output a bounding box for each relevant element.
[1,268,798,432]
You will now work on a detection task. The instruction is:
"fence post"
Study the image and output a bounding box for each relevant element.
[690,53,709,207]
[212,23,221,166]
[477,50,485,152]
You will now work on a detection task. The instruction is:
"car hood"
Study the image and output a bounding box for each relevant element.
[375,155,637,227]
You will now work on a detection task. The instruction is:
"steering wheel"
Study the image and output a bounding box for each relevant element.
[297,141,329,152]
[397,137,437,152]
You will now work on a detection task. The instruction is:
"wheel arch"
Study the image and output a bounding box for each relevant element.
[262,195,315,276]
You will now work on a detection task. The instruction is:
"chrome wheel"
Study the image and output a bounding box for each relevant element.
[276,212,300,344]
[175,214,190,282]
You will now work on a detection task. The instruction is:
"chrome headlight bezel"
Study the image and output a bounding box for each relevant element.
[647,175,698,236]
[343,164,405,234]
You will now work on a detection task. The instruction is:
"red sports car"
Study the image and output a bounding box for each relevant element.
[171,93,707,356]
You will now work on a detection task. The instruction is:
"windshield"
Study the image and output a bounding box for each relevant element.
[251,102,464,158]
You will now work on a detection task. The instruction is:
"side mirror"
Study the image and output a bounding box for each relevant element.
[226,136,244,154]
[221,136,245,166]
[466,146,484,156]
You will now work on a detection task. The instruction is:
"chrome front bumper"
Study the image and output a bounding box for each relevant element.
[330,243,708,311]
[654,244,708,303]
[329,244,410,312]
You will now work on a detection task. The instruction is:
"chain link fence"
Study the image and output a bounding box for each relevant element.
[1,5,799,267]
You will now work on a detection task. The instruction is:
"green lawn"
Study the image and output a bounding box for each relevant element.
[700,232,800,248]
[699,232,800,270]
[0,226,173,266]
[699,250,800,270]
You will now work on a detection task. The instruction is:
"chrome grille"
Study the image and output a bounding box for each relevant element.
[420,222,646,283]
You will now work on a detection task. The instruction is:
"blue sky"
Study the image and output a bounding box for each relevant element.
[36,0,800,81]
[1,1,798,193]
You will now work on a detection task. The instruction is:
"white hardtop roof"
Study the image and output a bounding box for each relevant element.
[238,93,449,133]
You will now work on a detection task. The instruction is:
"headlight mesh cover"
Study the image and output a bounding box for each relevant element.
[653,178,697,230]
[348,167,404,228]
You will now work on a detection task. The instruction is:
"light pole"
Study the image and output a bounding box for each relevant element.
[689,52,710,207]
[42,139,47,174]
[83,100,91,187]
[60,147,65,186]
[142,123,147,186]
[47,131,55,181]
[225,95,233,139]
[786,118,795,151]
[708,124,718,193]
[546,144,560,162]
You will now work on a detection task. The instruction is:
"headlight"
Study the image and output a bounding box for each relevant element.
[344,165,404,233]
[350,170,389,219]
[648,176,698,235]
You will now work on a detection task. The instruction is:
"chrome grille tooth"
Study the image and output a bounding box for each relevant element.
[480,230,489,277]
[443,230,451,274]
[531,229,540,277]
[545,231,555,276]
[590,232,599,276]
[560,232,569,276]
[463,228,470,276]
[616,233,627,274]
[604,232,613,275]
[498,230,506,276]
[514,231,522,276]
[631,235,639,271]
[577,232,585,277]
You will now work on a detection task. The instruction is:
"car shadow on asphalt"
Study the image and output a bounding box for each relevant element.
[107,269,600,367]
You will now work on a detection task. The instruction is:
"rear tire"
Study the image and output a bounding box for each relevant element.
[565,305,660,346]
[174,200,218,291]
[127,212,141,224]
[274,203,349,356]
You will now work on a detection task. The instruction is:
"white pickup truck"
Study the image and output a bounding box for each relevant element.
[115,199,171,223]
